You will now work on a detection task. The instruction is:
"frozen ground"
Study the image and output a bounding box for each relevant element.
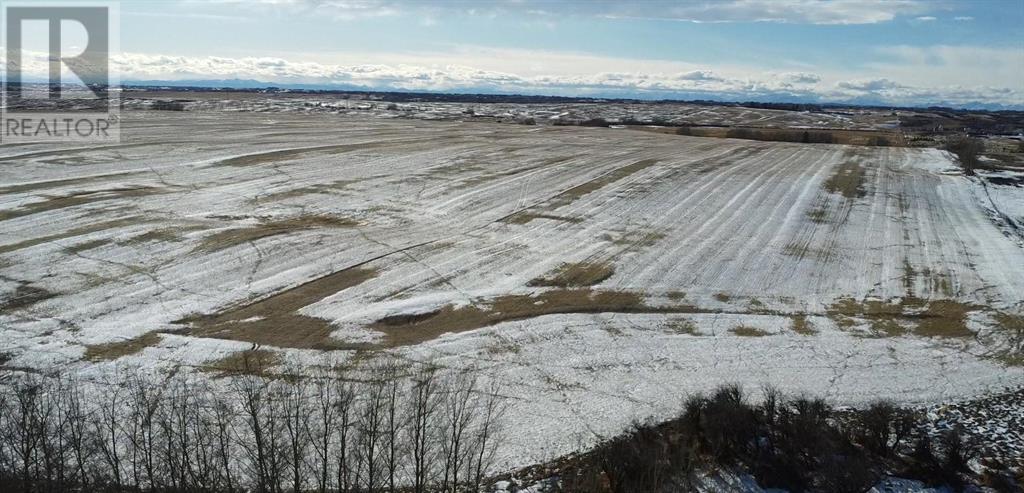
[1,111,1022,469]
[123,92,899,130]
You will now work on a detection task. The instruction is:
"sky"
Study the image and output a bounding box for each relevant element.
[7,0,1024,108]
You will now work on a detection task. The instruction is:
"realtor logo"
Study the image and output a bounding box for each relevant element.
[2,2,119,143]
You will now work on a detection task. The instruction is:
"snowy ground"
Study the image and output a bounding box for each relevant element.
[122,93,899,130]
[1,111,1022,470]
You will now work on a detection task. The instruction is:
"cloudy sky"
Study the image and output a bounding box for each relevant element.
[13,0,1024,108]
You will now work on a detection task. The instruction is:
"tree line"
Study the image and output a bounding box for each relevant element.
[0,355,506,493]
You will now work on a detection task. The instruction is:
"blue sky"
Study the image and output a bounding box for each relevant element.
[15,0,1024,107]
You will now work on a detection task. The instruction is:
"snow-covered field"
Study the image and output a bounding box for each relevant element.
[1,111,1022,469]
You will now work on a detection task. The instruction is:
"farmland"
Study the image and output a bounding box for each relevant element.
[1,109,1023,469]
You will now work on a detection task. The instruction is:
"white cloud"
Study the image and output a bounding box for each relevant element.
[913,16,937,22]
[103,50,1023,107]
[195,0,940,25]
[837,78,906,91]
[655,0,935,24]
[7,44,1019,107]
[953,16,974,21]
[781,72,823,84]
[868,45,1024,90]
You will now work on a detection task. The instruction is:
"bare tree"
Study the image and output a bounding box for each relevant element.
[61,375,95,489]
[0,362,510,493]
[468,379,506,491]
[333,367,357,493]
[93,379,126,491]
[281,372,311,493]
[440,372,476,493]
[126,373,162,491]
[210,385,238,493]
[407,365,441,493]
[0,374,45,493]
[358,373,387,493]
[381,362,404,493]
[233,373,272,493]
[307,368,337,493]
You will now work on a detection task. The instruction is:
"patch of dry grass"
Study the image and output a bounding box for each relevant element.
[528,262,615,287]
[0,284,55,312]
[202,349,282,376]
[196,215,358,252]
[730,326,770,337]
[502,159,658,224]
[0,186,166,222]
[912,299,977,338]
[122,225,207,245]
[371,288,700,347]
[218,141,398,166]
[665,319,698,335]
[0,216,149,254]
[258,180,356,201]
[782,242,832,261]
[84,332,162,361]
[179,267,377,350]
[806,207,829,223]
[790,314,817,335]
[824,162,867,199]
[827,297,977,338]
[503,212,583,225]
[63,238,112,254]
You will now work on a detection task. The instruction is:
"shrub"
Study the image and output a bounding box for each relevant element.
[151,100,185,111]
[852,400,915,455]
[945,135,985,175]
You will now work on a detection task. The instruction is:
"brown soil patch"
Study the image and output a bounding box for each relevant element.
[84,332,162,361]
[790,314,817,335]
[503,159,658,224]
[731,326,770,337]
[0,186,166,221]
[196,215,358,252]
[370,288,696,347]
[178,267,377,350]
[0,284,56,312]
[824,162,867,199]
[713,293,731,303]
[528,262,615,288]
